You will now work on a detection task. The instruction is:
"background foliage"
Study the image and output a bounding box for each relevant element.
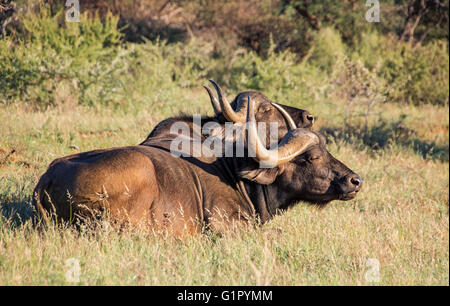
[0,0,448,108]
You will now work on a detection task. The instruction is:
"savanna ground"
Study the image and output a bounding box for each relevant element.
[0,0,449,285]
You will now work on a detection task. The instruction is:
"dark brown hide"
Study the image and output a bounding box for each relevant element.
[33,91,361,235]
[33,132,362,235]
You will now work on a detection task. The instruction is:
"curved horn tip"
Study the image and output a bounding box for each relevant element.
[208,80,219,88]
[270,102,297,130]
[209,80,222,94]
[202,85,214,94]
[203,85,222,116]
[209,80,246,123]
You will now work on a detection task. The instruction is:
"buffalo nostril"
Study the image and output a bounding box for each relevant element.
[350,177,362,188]
[306,114,314,123]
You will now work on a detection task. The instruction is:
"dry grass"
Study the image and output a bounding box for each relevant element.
[0,89,448,285]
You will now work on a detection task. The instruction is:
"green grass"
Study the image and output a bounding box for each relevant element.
[0,88,448,285]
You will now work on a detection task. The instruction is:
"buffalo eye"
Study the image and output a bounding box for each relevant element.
[258,104,273,114]
[307,154,322,163]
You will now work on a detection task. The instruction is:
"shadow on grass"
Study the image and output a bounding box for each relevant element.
[320,117,449,162]
[0,194,34,227]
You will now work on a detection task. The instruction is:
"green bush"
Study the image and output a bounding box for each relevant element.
[119,40,200,114]
[382,40,449,106]
[353,31,388,71]
[0,5,447,109]
[0,7,130,107]
[307,27,347,74]
[0,5,218,110]
[356,32,449,106]
[222,48,302,104]
[156,37,214,88]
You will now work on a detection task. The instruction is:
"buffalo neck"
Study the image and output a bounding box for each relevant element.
[224,157,289,223]
[241,180,294,223]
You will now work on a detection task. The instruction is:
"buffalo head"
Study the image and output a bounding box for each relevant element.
[237,96,363,206]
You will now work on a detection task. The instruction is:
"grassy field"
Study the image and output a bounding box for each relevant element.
[0,88,448,285]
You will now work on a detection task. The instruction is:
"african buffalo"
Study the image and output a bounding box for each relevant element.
[32,84,362,235]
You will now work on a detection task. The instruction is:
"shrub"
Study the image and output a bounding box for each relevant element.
[0,4,219,110]
[329,56,389,128]
[307,27,347,74]
[356,32,449,106]
[222,42,306,102]
[0,6,130,107]
[381,40,449,106]
[159,37,214,88]
[1,4,447,109]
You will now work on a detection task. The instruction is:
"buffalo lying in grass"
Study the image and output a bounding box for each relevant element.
[32,82,362,235]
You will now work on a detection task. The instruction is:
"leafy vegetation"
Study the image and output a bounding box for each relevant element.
[1,2,448,107]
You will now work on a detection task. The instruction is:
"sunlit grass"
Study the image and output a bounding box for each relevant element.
[0,89,448,285]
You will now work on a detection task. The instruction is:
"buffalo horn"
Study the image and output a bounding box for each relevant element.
[202,85,222,116]
[209,80,247,123]
[246,96,319,167]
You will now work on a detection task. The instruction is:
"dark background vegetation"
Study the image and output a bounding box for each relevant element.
[0,0,448,108]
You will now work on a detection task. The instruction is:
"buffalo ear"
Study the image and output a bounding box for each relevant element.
[237,164,282,185]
